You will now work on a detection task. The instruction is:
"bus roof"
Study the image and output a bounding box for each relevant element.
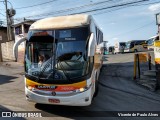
[30,14,91,30]
[127,40,146,42]
[148,35,158,39]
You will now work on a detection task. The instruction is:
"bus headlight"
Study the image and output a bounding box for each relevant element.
[74,83,92,93]
[27,85,34,91]
[79,88,85,92]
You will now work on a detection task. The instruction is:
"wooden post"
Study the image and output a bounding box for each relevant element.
[133,54,137,80]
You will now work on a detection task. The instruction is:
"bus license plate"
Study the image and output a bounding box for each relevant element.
[48,99,60,103]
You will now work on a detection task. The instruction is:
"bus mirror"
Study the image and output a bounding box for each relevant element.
[88,33,95,56]
[13,37,27,62]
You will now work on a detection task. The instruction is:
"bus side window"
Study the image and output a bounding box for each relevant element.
[90,56,94,71]
[155,36,159,41]
[135,41,142,45]
[135,42,139,45]
[130,42,134,48]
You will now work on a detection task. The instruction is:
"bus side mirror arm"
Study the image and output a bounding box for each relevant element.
[88,33,96,56]
[13,37,27,62]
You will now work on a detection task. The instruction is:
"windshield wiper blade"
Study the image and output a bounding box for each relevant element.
[37,59,52,80]
[26,72,39,82]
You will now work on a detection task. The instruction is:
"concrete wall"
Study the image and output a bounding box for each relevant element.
[1,41,15,61]
[0,27,8,43]
[0,27,15,61]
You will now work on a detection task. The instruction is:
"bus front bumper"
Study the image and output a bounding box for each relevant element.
[25,86,92,106]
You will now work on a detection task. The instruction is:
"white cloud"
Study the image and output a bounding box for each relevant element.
[148,3,160,12]
[113,37,118,40]
[110,22,116,25]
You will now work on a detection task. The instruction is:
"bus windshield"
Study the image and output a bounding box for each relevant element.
[120,43,126,47]
[125,42,130,49]
[25,27,90,83]
[125,42,134,49]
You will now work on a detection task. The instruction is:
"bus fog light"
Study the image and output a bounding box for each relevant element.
[85,97,89,102]
[26,95,29,98]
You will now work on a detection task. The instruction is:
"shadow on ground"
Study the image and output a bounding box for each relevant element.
[35,103,96,118]
[0,75,18,85]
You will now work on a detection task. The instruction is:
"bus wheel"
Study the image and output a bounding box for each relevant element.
[93,79,99,98]
[134,49,138,53]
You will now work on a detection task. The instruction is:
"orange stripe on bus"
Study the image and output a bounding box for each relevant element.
[155,58,160,64]
[26,78,87,90]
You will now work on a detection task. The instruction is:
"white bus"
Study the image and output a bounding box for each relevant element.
[114,41,126,54]
[124,40,147,53]
[22,14,103,106]
[146,35,159,51]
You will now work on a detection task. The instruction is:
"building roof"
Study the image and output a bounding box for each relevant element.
[30,14,92,30]
[14,20,36,27]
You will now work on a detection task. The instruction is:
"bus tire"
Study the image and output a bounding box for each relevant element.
[93,79,99,98]
[134,49,138,53]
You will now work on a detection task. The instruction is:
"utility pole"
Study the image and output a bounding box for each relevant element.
[4,0,10,41]
[0,0,9,62]
[0,0,15,62]
[0,0,8,62]
[5,0,15,41]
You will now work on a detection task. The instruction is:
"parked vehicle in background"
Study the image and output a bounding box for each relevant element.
[108,46,114,54]
[124,40,147,53]
[114,41,126,54]
[103,47,108,55]
[146,35,159,51]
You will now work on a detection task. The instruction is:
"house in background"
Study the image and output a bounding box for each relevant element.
[0,27,7,43]
[13,20,35,62]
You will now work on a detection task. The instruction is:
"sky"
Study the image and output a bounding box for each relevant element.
[0,0,160,46]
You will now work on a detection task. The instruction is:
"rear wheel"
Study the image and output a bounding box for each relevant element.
[93,75,99,98]
[134,49,138,53]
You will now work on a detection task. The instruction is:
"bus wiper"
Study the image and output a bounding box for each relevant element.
[26,72,39,82]
[37,57,71,82]
[37,59,52,80]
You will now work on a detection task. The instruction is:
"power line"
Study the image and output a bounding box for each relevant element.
[132,0,160,6]
[93,5,130,15]
[70,0,149,15]
[15,0,58,9]
[110,21,155,39]
[0,0,58,10]
[17,0,149,20]
[93,0,160,16]
[15,0,116,19]
[0,12,5,17]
